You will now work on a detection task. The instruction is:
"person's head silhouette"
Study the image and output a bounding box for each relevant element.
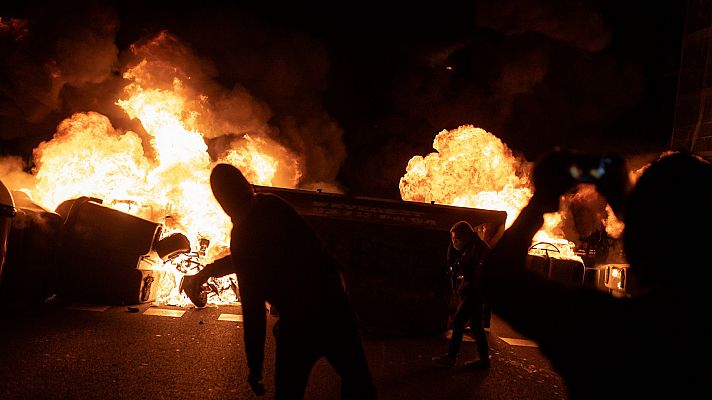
[450,221,476,251]
[210,163,254,219]
[623,151,712,289]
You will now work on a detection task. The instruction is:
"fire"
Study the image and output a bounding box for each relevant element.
[11,27,639,306]
[400,125,532,227]
[24,36,304,307]
[400,124,582,259]
[222,134,303,187]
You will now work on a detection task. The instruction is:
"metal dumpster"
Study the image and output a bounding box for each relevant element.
[254,186,507,335]
[54,196,166,304]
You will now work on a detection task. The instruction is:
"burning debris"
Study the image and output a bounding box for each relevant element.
[0,189,241,307]
[0,31,317,306]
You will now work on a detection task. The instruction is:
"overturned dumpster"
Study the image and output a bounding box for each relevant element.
[254,186,507,335]
[0,193,176,305]
[52,197,168,305]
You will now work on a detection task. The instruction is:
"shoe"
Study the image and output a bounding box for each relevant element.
[464,358,491,369]
[431,354,456,367]
[179,274,208,308]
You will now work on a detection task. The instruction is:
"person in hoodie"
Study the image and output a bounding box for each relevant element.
[181,163,376,399]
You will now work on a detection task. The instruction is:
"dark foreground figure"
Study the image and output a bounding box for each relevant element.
[482,148,712,399]
[182,164,377,399]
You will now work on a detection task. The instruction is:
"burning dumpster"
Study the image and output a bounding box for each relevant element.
[254,186,507,335]
[53,196,167,305]
[526,240,630,298]
[526,241,586,286]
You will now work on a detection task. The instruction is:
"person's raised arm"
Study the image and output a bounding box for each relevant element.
[481,147,578,323]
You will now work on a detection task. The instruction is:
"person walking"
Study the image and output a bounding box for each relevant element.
[432,220,491,368]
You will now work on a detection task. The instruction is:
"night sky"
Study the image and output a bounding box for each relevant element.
[0,0,689,199]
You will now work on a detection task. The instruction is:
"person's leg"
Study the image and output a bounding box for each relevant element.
[465,299,490,368]
[274,335,319,400]
[447,299,475,358]
[325,329,377,400]
[482,303,492,329]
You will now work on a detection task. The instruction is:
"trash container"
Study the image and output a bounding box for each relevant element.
[0,190,63,303]
[55,196,166,304]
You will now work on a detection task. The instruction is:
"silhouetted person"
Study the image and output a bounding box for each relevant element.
[481,148,712,399]
[447,237,492,330]
[181,163,376,399]
[432,221,491,368]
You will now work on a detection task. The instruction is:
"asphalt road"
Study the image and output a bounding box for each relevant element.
[0,300,567,400]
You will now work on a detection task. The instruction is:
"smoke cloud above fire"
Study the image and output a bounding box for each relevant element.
[0,0,686,202]
[0,0,687,304]
[0,0,345,195]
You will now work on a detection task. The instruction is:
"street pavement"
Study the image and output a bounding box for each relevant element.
[0,300,568,399]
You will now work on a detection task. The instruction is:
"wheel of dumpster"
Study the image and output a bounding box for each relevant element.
[528,242,561,255]
[154,233,191,261]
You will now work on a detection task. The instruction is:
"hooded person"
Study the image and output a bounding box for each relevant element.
[181,163,377,399]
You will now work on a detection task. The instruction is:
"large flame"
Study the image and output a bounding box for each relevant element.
[400,125,532,227]
[400,125,582,259]
[26,47,303,306]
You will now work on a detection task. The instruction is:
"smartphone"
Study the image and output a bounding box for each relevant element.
[569,156,612,183]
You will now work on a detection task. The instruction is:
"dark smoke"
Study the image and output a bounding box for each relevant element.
[0,0,688,200]
[1,0,346,190]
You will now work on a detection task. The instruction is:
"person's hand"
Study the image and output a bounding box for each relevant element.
[531,147,577,213]
[248,369,265,396]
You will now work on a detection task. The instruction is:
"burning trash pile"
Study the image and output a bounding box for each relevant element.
[0,32,309,307]
[0,190,240,306]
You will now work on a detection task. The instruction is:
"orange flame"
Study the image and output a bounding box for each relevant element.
[26,52,303,306]
[400,124,582,259]
[400,125,532,226]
